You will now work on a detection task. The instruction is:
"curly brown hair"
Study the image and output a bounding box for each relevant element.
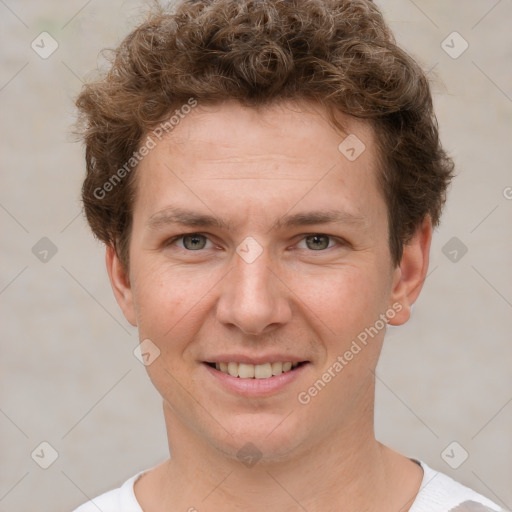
[75,0,454,269]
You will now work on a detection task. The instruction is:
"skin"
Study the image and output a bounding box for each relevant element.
[106,99,431,512]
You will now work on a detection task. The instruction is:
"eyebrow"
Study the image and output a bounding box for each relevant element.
[147,207,367,231]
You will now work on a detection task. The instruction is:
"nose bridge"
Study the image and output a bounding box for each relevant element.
[216,244,291,334]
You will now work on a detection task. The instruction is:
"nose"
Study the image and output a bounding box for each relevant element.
[215,246,292,336]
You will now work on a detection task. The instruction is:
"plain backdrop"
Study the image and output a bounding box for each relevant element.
[1,1,511,511]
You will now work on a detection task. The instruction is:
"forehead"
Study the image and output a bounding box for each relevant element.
[133,99,384,227]
[150,99,376,171]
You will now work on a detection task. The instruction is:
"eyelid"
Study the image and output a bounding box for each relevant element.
[294,233,346,249]
[165,232,214,248]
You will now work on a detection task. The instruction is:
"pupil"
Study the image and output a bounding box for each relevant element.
[184,234,205,250]
[308,235,328,250]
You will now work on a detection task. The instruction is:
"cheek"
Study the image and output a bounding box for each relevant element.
[131,262,214,342]
[300,266,390,401]
[292,264,387,337]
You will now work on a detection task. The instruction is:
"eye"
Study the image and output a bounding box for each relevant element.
[297,234,340,251]
[167,233,213,251]
[165,232,345,253]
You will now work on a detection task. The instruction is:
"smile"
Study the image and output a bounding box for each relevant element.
[204,361,307,379]
[202,360,311,396]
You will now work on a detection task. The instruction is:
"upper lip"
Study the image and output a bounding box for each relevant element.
[202,354,309,365]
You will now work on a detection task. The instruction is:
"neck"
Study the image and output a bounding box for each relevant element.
[136,382,423,512]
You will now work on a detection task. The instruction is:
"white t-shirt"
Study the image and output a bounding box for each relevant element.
[71,460,506,512]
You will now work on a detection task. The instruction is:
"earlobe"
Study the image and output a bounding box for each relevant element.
[105,245,137,326]
[387,215,432,326]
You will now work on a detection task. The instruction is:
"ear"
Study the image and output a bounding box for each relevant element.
[387,215,432,326]
[105,245,137,326]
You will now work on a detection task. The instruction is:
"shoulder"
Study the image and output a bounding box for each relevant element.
[410,460,507,512]
[70,469,148,512]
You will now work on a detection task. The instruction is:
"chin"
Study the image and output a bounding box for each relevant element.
[207,412,306,464]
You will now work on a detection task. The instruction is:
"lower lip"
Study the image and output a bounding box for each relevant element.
[202,362,310,397]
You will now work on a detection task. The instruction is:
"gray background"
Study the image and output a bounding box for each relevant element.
[1,1,511,511]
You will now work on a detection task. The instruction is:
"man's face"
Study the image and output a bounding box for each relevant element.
[112,99,408,462]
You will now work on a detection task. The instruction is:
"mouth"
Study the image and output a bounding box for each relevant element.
[203,361,309,379]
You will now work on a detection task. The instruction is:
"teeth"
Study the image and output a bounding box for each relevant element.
[227,362,238,377]
[238,363,255,378]
[254,363,272,379]
[272,362,283,375]
[212,361,301,379]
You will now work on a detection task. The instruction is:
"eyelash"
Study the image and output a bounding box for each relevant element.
[164,232,346,252]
